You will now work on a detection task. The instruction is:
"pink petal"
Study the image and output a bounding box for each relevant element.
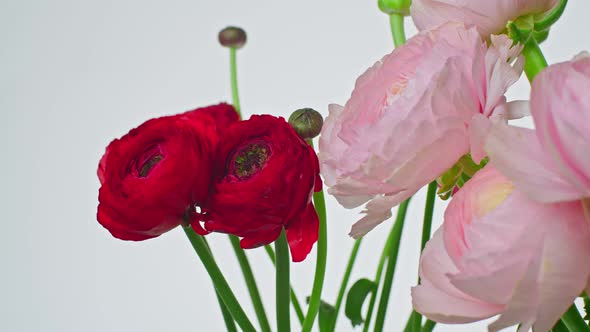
[412,229,504,323]
[484,121,582,202]
[531,53,590,198]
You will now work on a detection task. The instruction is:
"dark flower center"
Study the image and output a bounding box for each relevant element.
[230,142,270,180]
[133,144,165,178]
[138,155,163,177]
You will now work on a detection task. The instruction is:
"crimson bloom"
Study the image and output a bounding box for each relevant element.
[197,115,322,262]
[97,103,238,241]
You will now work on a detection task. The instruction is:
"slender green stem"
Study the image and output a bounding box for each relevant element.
[373,199,411,332]
[276,229,291,332]
[408,182,438,331]
[420,182,437,252]
[192,235,238,332]
[522,38,548,82]
[330,239,363,332]
[421,319,436,332]
[410,311,422,332]
[264,245,305,324]
[229,236,271,332]
[302,189,328,332]
[561,304,590,332]
[216,292,238,332]
[182,226,256,332]
[363,220,400,332]
[389,14,406,47]
[201,237,237,332]
[229,47,242,118]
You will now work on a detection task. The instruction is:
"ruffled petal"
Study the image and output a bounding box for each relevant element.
[286,204,319,262]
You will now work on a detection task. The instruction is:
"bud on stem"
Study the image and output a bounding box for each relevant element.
[288,108,323,140]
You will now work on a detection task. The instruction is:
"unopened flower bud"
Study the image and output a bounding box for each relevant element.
[218,26,247,49]
[288,108,323,140]
[378,0,411,15]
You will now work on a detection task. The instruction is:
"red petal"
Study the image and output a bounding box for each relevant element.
[240,227,282,249]
[286,204,319,262]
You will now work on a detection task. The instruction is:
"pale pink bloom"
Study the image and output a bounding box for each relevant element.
[412,166,590,332]
[319,23,523,237]
[411,0,558,37]
[475,53,590,203]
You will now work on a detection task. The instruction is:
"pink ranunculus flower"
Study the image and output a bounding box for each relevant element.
[411,0,558,37]
[319,23,523,237]
[476,53,590,203]
[412,166,590,332]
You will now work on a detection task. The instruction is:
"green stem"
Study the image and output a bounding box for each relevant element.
[522,38,548,82]
[264,245,305,324]
[389,14,406,47]
[373,198,411,332]
[229,47,242,118]
[552,319,570,332]
[276,229,291,332]
[330,239,363,332]
[407,182,438,331]
[200,237,238,332]
[182,226,256,332]
[216,292,238,332]
[420,182,437,252]
[229,236,271,332]
[302,189,328,332]
[363,219,400,332]
[410,311,422,332]
[421,319,436,332]
[561,304,590,332]
[534,0,568,32]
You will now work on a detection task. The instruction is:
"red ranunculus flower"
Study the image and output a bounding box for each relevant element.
[196,115,322,262]
[97,103,238,241]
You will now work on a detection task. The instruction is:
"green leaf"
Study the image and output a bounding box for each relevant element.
[345,278,376,327]
[305,297,335,332]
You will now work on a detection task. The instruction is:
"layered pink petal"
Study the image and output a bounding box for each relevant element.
[413,166,590,331]
[319,23,522,237]
[483,119,582,202]
[412,229,504,323]
[531,53,590,198]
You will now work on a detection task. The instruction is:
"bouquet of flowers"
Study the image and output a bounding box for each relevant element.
[96,0,590,331]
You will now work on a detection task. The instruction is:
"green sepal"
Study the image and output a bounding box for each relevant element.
[378,0,411,15]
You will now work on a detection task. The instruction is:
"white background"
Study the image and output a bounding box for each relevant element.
[2,1,589,331]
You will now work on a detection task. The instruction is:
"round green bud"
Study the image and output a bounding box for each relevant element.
[288,108,324,140]
[218,26,247,49]
[378,0,411,15]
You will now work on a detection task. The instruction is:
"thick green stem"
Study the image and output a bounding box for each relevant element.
[330,239,363,332]
[229,236,271,332]
[182,226,256,332]
[373,199,411,332]
[389,14,406,47]
[264,245,305,324]
[229,47,242,118]
[522,38,548,82]
[363,219,399,332]
[302,189,328,332]
[276,229,291,332]
[421,319,436,332]
[561,304,590,332]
